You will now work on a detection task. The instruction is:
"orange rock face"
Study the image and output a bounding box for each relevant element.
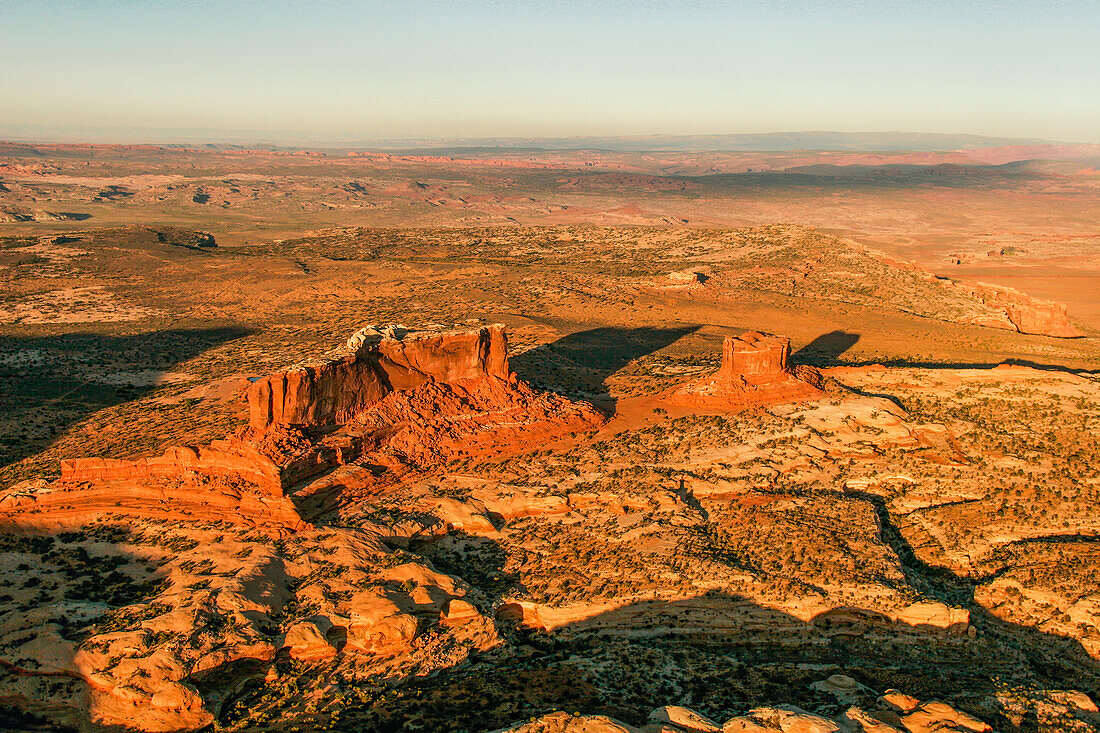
[669,331,823,410]
[3,323,604,532]
[247,324,511,429]
[949,281,1084,337]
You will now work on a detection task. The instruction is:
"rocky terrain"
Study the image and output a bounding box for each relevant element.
[1,144,1099,732]
[1,312,1098,731]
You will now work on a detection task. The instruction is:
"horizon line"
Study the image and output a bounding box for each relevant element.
[0,125,1093,152]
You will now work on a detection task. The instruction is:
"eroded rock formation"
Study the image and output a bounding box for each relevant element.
[247,324,510,429]
[947,280,1086,338]
[3,324,604,532]
[487,677,1100,733]
[668,331,823,410]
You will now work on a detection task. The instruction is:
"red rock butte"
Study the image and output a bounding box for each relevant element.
[669,331,824,409]
[6,324,604,531]
[248,324,511,429]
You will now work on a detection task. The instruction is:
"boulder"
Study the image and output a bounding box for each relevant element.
[810,675,873,704]
[490,711,638,732]
[879,691,920,714]
[344,591,419,654]
[442,599,481,627]
[900,701,991,733]
[748,706,841,733]
[892,602,970,634]
[149,681,205,712]
[496,601,546,631]
[837,707,904,732]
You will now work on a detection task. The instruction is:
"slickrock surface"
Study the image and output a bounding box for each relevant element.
[668,332,823,410]
[0,524,500,732]
[488,677,1100,732]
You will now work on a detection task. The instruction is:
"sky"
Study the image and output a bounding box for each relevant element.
[1,0,1098,143]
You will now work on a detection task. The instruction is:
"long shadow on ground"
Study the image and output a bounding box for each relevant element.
[333,563,1099,732]
[0,327,251,485]
[791,330,861,366]
[510,325,699,406]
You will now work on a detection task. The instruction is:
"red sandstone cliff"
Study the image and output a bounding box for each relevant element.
[947,281,1085,338]
[247,325,511,429]
[669,332,823,409]
[11,324,603,531]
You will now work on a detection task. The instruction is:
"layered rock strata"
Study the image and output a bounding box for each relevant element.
[4,324,603,531]
[58,426,368,494]
[947,280,1085,337]
[247,324,510,429]
[668,331,823,410]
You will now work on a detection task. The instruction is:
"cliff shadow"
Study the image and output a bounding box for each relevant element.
[791,330,861,366]
[331,583,1100,732]
[840,356,1100,376]
[0,326,252,486]
[510,325,700,406]
[336,483,1100,731]
[7,494,1100,732]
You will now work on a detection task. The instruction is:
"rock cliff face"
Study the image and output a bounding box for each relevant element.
[248,324,511,429]
[4,324,603,532]
[948,280,1085,338]
[59,432,303,495]
[669,331,823,409]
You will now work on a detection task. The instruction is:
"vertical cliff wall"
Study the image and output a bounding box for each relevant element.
[721,331,793,383]
[247,324,512,429]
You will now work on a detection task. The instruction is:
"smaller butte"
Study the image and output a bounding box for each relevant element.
[667,331,823,410]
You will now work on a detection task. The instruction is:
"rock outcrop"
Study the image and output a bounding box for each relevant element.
[57,425,366,494]
[668,332,823,410]
[947,280,1085,337]
[487,678,1096,733]
[1,323,604,531]
[247,324,510,429]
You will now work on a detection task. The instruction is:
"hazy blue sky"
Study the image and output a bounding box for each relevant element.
[2,0,1098,142]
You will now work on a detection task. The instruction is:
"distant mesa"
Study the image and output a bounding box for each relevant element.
[0,205,90,222]
[668,331,824,410]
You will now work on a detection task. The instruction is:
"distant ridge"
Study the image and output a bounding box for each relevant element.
[359,131,1066,153]
[0,124,1073,152]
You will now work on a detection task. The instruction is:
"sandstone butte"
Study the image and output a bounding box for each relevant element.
[667,331,824,410]
[1,324,605,532]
